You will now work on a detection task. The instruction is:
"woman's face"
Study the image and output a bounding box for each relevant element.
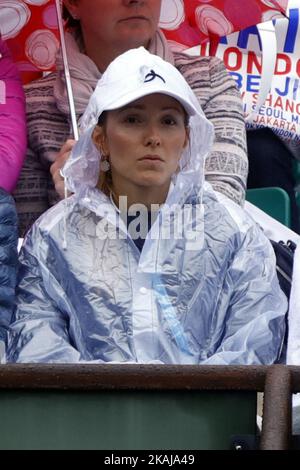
[64,0,161,49]
[94,94,189,196]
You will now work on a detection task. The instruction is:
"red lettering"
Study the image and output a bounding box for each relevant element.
[264,94,273,107]
[201,43,208,56]
[275,54,291,75]
[273,97,284,109]
[223,47,242,72]
[285,100,295,113]
[246,52,262,74]
[258,116,266,125]
[296,59,300,78]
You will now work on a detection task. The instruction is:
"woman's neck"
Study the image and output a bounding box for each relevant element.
[82,32,151,73]
[111,183,171,212]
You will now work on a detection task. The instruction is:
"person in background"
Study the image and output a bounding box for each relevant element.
[7,48,286,364]
[0,36,24,362]
[0,36,26,192]
[13,0,248,236]
[247,128,300,233]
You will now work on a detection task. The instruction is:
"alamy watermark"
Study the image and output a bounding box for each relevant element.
[95,196,205,250]
[0,80,6,105]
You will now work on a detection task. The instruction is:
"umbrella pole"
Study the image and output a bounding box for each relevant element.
[55,0,79,141]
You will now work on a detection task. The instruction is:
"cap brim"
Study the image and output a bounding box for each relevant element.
[101,84,197,119]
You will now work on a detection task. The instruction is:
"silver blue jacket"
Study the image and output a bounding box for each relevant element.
[7,182,287,364]
[6,47,287,364]
[0,188,18,360]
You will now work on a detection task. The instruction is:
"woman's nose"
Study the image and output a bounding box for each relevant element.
[144,133,161,147]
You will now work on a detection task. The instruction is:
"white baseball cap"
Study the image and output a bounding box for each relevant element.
[80,47,209,131]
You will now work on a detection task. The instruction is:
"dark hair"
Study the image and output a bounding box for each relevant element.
[183,113,190,128]
[63,5,81,29]
[95,112,111,195]
[97,112,107,127]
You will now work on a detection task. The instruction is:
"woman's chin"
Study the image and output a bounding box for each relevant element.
[135,175,170,188]
[117,29,153,50]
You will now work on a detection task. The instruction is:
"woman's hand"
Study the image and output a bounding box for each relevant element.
[50,139,76,199]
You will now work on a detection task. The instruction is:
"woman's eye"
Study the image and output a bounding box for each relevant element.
[163,116,177,126]
[124,115,140,124]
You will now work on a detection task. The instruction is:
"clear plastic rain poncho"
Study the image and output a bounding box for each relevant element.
[6,48,287,364]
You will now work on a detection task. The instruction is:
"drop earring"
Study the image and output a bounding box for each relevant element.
[100,158,110,172]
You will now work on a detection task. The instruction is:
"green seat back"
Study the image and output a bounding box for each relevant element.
[246,187,291,228]
[0,390,257,450]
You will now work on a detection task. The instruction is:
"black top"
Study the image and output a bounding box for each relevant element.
[126,211,155,252]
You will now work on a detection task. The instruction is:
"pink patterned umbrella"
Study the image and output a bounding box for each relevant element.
[0,0,288,84]
[160,0,289,50]
[0,0,78,138]
[0,0,59,83]
[0,0,289,139]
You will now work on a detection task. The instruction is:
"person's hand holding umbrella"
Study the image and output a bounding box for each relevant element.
[50,138,75,199]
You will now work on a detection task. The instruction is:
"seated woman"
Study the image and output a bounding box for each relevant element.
[0,36,26,192]
[7,48,287,364]
[0,37,24,362]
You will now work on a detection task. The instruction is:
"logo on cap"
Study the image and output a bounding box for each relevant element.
[144,69,166,84]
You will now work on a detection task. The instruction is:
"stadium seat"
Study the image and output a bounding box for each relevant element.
[246,187,291,228]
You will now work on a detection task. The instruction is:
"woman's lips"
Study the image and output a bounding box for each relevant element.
[120,16,149,22]
[139,155,164,162]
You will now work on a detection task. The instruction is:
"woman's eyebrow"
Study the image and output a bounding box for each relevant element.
[118,104,145,113]
[161,106,184,113]
[118,105,184,113]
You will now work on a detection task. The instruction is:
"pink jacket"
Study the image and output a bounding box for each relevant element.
[0,38,26,192]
